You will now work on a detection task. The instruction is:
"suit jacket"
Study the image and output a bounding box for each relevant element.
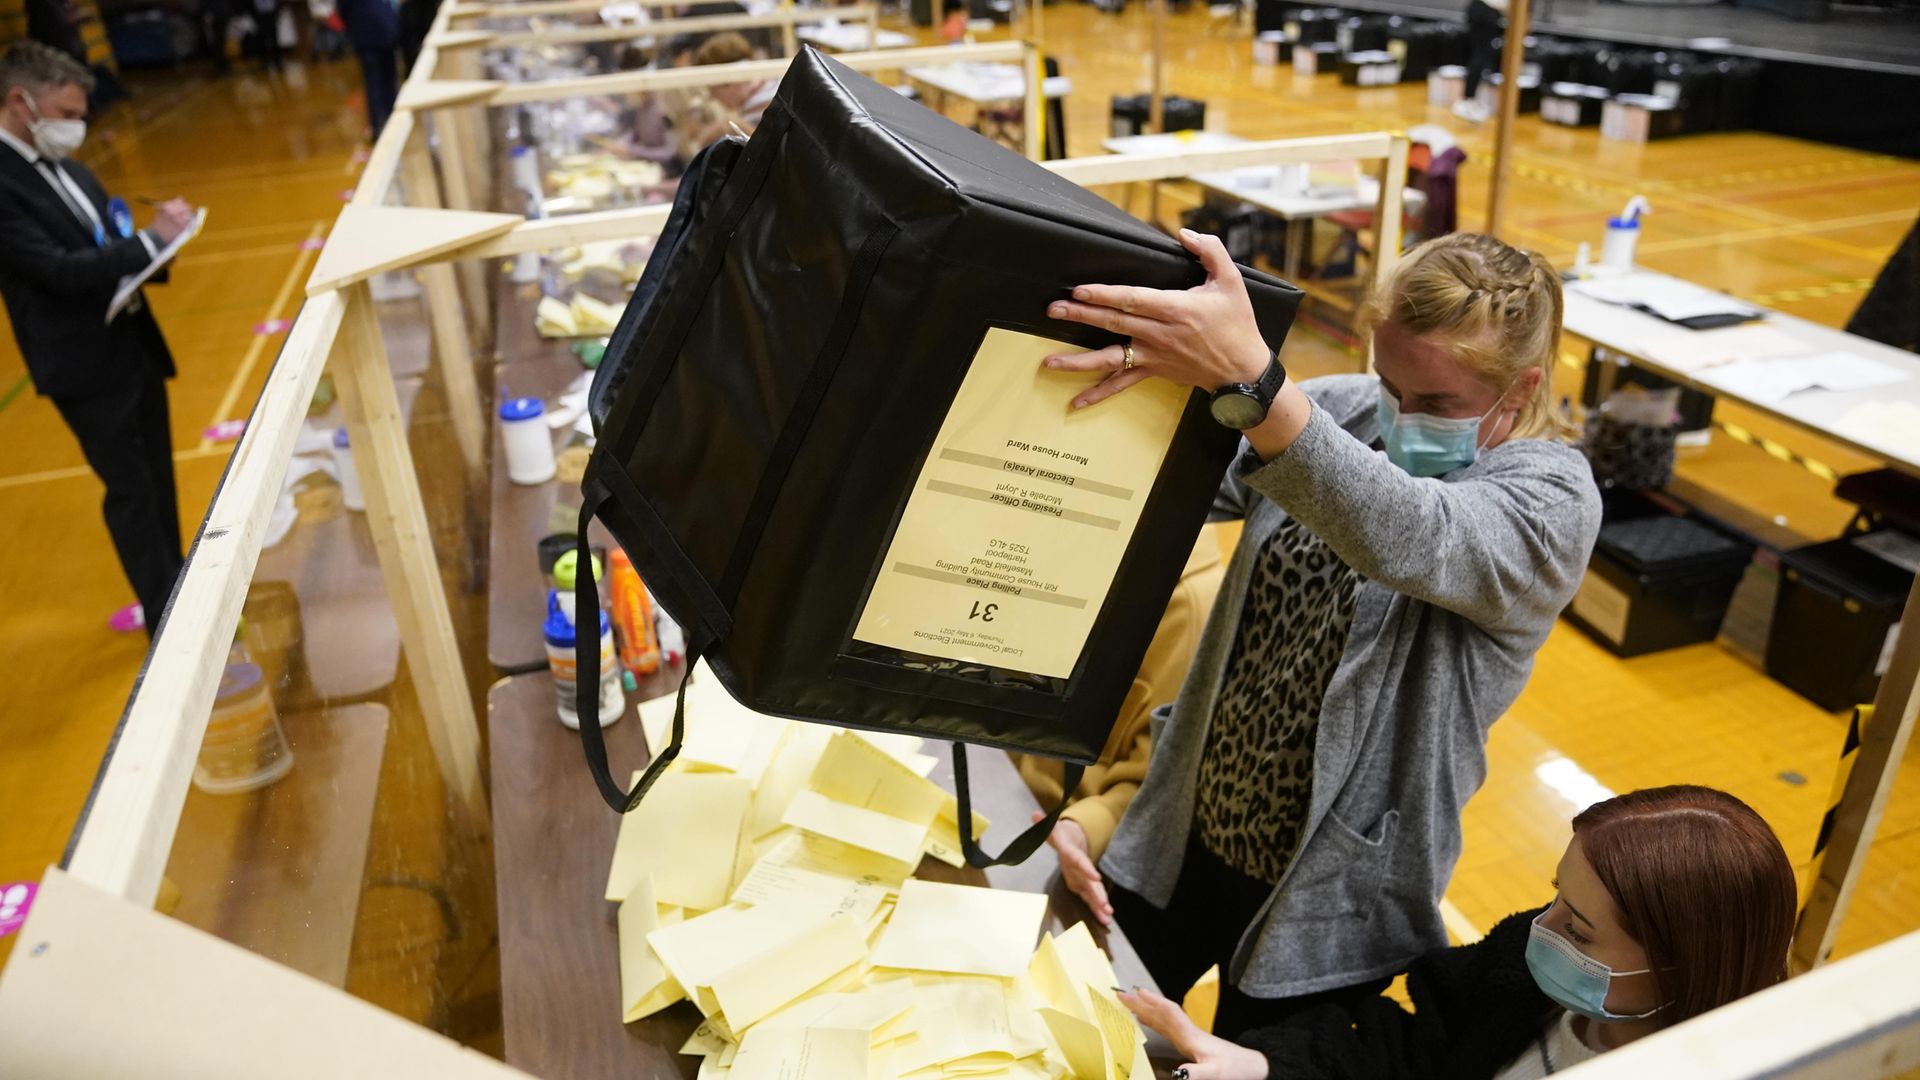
[0,144,175,400]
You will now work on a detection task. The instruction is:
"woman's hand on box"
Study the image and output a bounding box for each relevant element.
[1043,229,1273,411]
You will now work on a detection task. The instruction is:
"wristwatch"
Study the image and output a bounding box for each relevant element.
[1208,352,1287,430]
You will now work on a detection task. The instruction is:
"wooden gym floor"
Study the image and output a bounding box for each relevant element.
[0,3,1916,1040]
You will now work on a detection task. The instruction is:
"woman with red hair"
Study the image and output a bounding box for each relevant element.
[1122,785,1798,1080]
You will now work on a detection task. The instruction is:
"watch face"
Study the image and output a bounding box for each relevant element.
[1210,391,1266,429]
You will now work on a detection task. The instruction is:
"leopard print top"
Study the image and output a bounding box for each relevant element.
[1194,514,1362,885]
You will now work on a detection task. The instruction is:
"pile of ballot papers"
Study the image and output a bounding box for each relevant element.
[608,663,1154,1079]
[537,292,623,338]
[544,154,666,213]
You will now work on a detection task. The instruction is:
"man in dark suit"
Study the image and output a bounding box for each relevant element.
[0,41,198,635]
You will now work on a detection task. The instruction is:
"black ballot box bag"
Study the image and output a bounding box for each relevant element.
[577,48,1303,864]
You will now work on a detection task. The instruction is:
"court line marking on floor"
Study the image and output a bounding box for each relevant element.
[0,445,229,491]
[197,220,328,451]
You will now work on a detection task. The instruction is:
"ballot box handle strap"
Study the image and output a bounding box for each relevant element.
[718,222,899,609]
[953,742,1086,868]
[575,489,707,813]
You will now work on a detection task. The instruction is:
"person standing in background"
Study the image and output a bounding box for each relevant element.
[337,0,401,138]
[252,0,286,71]
[1453,0,1505,124]
[399,0,440,70]
[0,43,199,636]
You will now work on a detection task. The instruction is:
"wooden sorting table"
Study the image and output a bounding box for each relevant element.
[488,672,1174,1079]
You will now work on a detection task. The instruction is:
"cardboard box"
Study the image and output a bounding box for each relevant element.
[1541,82,1609,126]
[1339,50,1403,87]
[1427,64,1466,106]
[1601,93,1687,143]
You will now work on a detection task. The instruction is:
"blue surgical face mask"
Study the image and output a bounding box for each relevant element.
[1526,910,1668,1023]
[1376,384,1507,478]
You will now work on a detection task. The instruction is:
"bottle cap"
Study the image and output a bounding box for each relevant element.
[543,591,611,647]
[500,397,545,422]
[551,549,602,590]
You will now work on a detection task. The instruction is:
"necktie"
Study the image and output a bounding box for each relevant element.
[36,158,106,247]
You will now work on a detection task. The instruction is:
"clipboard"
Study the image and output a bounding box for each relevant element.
[107,208,206,324]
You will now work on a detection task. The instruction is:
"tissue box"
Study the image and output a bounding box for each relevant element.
[585,48,1303,768]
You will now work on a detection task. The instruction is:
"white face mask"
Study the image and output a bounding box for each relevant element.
[23,94,86,159]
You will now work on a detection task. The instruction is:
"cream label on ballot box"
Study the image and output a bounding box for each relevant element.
[852,327,1187,679]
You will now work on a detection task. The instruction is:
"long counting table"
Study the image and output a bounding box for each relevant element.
[1560,268,1920,476]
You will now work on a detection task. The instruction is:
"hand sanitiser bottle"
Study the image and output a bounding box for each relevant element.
[1602,196,1650,272]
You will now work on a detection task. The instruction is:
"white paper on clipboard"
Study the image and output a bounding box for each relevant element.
[106,208,206,324]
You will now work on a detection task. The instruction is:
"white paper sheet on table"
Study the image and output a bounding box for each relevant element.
[1835,400,1920,461]
[1635,322,1809,374]
[1700,352,1906,404]
[1571,274,1760,323]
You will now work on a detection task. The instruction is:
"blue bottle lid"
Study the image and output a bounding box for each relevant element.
[1607,217,1640,230]
[500,397,546,422]
[333,426,350,449]
[543,590,610,648]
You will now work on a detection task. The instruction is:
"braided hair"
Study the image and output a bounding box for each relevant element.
[1358,233,1576,441]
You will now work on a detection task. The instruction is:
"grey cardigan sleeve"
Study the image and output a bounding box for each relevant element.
[1240,400,1600,634]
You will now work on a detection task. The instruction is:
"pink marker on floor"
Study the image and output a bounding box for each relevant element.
[205,419,247,442]
[300,237,325,251]
[108,603,145,634]
[253,318,292,334]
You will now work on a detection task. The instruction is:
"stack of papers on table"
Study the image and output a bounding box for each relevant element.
[1571,274,1762,324]
[1697,351,1907,405]
[610,664,1152,1077]
[536,292,623,337]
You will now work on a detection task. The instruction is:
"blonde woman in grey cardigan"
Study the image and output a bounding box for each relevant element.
[1040,231,1602,1039]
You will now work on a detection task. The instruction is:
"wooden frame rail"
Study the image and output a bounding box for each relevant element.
[17,0,1917,1072]
[435,5,880,52]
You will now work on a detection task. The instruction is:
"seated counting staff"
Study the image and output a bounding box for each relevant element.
[1015,532,1226,926]
[1121,785,1797,1080]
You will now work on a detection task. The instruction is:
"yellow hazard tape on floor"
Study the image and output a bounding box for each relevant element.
[1802,705,1872,911]
[1715,420,1841,482]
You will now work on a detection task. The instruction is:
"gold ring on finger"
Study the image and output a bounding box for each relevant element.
[1123,343,1135,371]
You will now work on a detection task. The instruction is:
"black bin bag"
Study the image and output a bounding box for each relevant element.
[576,48,1302,865]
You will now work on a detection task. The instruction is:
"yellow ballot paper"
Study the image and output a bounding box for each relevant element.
[851,326,1188,678]
[605,770,752,908]
[888,976,1018,1075]
[783,788,931,864]
[730,1026,869,1080]
[708,911,869,1031]
[616,877,686,1022]
[811,731,948,827]
[1037,1006,1108,1080]
[873,880,1048,979]
[751,725,833,838]
[731,856,891,924]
